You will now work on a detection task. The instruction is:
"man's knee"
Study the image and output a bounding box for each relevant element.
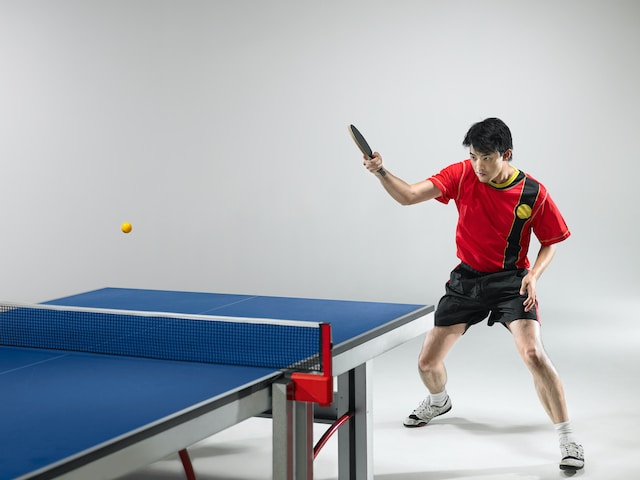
[417,324,465,372]
[520,344,547,369]
[418,352,439,373]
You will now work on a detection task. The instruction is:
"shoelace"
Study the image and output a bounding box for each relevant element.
[561,442,584,459]
[413,398,435,417]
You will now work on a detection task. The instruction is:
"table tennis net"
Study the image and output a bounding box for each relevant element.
[0,303,325,372]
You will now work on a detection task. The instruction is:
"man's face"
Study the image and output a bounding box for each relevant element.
[469,146,512,184]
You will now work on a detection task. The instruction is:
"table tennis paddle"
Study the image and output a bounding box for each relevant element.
[348,124,386,177]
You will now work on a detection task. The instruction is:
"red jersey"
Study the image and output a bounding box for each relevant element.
[429,160,570,272]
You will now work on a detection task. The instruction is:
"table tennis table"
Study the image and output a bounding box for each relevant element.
[0,287,433,480]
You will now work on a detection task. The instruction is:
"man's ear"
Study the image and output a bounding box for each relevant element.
[502,148,513,161]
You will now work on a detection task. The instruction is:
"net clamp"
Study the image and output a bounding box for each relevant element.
[290,323,332,406]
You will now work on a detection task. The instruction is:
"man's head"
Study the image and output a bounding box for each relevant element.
[463,118,514,184]
[462,117,513,158]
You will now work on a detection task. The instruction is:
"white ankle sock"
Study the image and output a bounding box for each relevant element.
[430,390,448,406]
[554,421,576,445]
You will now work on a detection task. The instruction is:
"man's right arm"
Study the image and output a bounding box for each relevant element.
[364,152,442,205]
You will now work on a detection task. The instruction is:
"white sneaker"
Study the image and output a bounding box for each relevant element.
[560,441,584,470]
[403,396,452,427]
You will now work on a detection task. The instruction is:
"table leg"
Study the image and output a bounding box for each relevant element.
[272,379,313,480]
[294,401,313,480]
[337,361,373,480]
[273,380,294,480]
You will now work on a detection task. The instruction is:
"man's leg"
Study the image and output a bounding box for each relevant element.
[508,319,584,470]
[508,319,567,422]
[403,324,465,427]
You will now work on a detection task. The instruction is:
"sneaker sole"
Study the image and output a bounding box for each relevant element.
[403,404,452,428]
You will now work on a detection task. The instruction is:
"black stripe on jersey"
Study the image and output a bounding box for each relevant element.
[503,174,540,269]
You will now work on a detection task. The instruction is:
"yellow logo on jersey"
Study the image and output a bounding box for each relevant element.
[516,204,532,220]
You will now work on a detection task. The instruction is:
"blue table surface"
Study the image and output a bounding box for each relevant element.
[0,345,279,479]
[0,288,430,479]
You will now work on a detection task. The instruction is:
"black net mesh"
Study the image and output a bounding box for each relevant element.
[0,304,322,371]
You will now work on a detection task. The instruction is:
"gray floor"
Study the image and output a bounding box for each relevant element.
[120,300,639,479]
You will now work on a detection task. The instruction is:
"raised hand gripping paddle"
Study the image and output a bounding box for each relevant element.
[348,124,386,177]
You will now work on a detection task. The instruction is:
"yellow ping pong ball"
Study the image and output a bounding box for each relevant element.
[121,222,132,234]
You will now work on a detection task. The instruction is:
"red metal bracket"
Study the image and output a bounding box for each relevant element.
[178,449,196,480]
[313,412,352,458]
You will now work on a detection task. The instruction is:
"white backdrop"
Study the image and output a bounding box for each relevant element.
[0,0,638,307]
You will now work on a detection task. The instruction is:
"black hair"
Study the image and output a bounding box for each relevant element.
[462,118,513,159]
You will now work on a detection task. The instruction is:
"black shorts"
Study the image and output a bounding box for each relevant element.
[435,263,539,330]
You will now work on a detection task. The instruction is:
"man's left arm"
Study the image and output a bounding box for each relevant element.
[520,244,557,312]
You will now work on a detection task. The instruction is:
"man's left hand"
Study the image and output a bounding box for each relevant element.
[520,273,537,312]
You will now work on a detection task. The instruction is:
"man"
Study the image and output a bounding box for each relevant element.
[362,118,584,471]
